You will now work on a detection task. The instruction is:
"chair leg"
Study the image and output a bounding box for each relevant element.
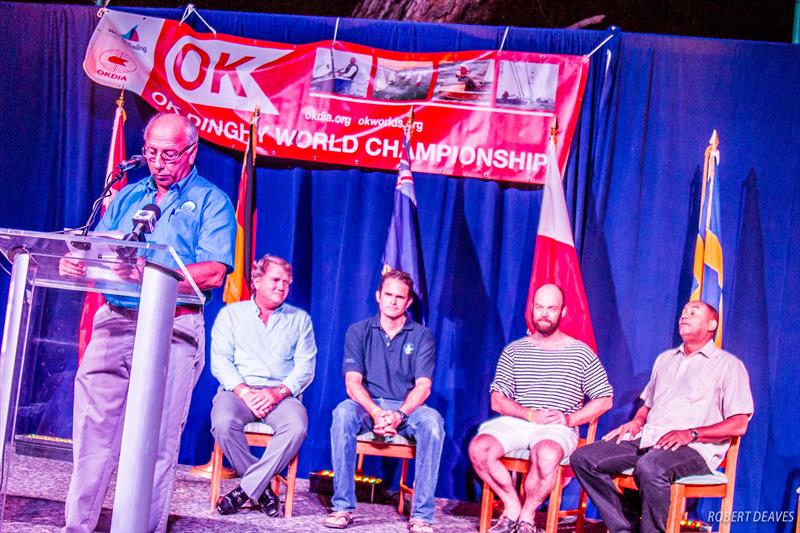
[718,482,735,533]
[272,475,282,499]
[356,453,365,474]
[479,481,495,533]
[575,486,587,533]
[209,443,224,513]
[665,484,685,533]
[545,469,564,533]
[398,458,410,514]
[284,453,298,518]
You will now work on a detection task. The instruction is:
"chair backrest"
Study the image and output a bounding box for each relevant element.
[585,418,598,445]
[720,435,741,474]
[576,418,599,447]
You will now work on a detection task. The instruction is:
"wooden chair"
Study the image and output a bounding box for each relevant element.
[613,436,742,533]
[355,431,416,514]
[478,419,598,533]
[794,486,799,533]
[209,421,299,517]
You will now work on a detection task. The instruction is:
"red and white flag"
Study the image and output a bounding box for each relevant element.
[77,93,128,363]
[525,137,597,353]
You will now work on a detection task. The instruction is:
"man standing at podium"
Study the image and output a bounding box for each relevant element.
[59,112,236,533]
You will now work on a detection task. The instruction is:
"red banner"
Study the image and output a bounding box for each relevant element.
[84,10,590,184]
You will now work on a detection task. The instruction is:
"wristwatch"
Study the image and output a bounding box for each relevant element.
[396,409,409,424]
[690,429,699,442]
[278,385,290,398]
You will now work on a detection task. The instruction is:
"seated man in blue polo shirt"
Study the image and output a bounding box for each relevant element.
[324,269,444,533]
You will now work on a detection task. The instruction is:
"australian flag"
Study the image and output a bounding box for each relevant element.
[381,131,428,324]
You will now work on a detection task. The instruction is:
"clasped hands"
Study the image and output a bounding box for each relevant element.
[371,408,404,437]
[526,408,568,426]
[239,386,287,419]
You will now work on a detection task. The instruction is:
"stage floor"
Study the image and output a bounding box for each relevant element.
[3,452,605,532]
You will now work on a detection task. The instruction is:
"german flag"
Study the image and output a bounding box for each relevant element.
[223,109,259,303]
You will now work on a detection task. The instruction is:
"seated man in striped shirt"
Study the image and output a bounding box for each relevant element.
[469,283,614,533]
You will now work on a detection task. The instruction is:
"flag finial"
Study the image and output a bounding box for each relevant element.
[404,107,415,137]
[709,129,719,150]
[115,89,126,122]
[549,116,559,144]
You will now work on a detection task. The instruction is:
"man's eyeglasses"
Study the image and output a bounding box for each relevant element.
[141,143,197,164]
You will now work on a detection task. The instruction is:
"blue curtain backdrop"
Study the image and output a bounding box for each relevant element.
[1,3,799,529]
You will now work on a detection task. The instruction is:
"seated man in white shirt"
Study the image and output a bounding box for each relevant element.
[570,301,753,533]
[210,254,317,517]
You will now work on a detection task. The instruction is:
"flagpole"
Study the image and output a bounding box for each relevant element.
[691,130,724,346]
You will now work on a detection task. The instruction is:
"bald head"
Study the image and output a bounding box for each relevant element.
[142,112,199,193]
[534,284,564,307]
[531,284,566,335]
[144,112,198,145]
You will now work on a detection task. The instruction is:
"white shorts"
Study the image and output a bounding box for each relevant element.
[477,416,579,457]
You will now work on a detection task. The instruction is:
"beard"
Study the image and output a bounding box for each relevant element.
[533,316,560,335]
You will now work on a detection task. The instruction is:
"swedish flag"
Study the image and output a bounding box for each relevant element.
[691,131,723,346]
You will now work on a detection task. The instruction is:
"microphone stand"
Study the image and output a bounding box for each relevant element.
[71,169,126,250]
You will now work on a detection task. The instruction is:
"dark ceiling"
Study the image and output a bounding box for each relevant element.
[19,0,798,42]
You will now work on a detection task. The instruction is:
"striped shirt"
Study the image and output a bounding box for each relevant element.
[490,337,613,414]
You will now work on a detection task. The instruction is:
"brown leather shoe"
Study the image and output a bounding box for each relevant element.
[488,515,517,533]
[515,520,543,533]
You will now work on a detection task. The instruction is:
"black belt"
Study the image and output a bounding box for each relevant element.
[107,303,202,319]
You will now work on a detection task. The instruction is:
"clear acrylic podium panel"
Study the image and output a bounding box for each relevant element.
[0,228,204,528]
[0,228,205,305]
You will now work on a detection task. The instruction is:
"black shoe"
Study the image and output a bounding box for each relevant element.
[257,487,280,517]
[216,486,250,515]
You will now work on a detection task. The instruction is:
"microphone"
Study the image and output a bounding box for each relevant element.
[117,204,161,259]
[124,204,161,241]
[117,155,147,172]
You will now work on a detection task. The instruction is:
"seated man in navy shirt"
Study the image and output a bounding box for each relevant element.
[324,269,445,533]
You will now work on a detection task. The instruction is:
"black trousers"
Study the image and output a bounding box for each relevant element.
[570,439,710,533]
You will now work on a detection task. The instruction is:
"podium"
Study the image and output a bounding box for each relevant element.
[0,228,204,531]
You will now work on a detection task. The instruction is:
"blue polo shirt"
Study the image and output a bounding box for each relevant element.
[343,315,435,401]
[96,167,236,308]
